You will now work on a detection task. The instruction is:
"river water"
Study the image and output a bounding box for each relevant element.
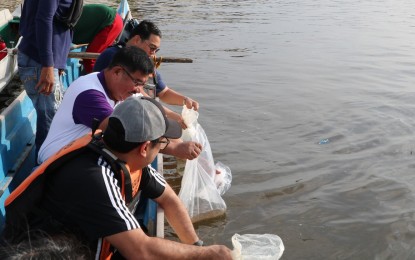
[3,0,415,259]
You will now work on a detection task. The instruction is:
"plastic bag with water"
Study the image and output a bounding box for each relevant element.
[179,106,228,223]
[215,161,232,195]
[231,233,284,260]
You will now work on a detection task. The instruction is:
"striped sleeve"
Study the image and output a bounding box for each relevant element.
[139,165,166,199]
[98,157,140,230]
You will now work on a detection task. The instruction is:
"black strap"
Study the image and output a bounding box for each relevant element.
[54,0,84,29]
[152,71,158,87]
[86,138,133,204]
[116,159,133,204]
[91,118,100,136]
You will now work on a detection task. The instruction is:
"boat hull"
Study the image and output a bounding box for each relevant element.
[0,9,19,93]
[0,91,36,222]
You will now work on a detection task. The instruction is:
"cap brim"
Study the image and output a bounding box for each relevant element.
[164,118,182,139]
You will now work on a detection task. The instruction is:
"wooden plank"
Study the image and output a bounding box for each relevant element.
[67,52,193,63]
[156,153,164,238]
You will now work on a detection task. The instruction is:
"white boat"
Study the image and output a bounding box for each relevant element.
[0,7,20,93]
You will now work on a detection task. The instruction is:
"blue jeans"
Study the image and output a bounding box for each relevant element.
[17,51,63,157]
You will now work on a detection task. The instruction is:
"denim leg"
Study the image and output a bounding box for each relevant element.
[17,52,63,156]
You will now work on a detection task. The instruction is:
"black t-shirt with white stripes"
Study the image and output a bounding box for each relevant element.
[38,148,166,241]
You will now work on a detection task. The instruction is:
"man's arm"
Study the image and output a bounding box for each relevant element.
[106,229,232,260]
[36,67,55,95]
[155,184,198,244]
[158,87,199,111]
[163,106,187,129]
[139,167,198,244]
[133,90,188,129]
[73,89,114,129]
[161,138,202,160]
[35,0,59,95]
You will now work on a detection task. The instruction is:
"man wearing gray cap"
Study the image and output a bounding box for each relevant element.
[3,96,232,259]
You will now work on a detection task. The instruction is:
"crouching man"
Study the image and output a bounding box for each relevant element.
[2,96,232,259]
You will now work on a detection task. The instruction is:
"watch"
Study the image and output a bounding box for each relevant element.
[193,240,204,246]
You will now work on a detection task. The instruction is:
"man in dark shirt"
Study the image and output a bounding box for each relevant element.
[18,0,75,156]
[3,96,233,259]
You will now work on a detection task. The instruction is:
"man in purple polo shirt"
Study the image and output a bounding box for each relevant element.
[38,46,202,164]
[18,0,76,156]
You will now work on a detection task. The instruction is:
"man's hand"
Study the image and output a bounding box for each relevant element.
[107,229,234,259]
[207,245,234,259]
[163,106,188,129]
[184,96,199,111]
[36,66,55,95]
[178,115,187,129]
[176,141,202,160]
[161,139,202,160]
[169,113,187,129]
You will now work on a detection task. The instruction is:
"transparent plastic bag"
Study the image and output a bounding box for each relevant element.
[231,233,285,260]
[179,107,227,223]
[181,105,199,142]
[215,161,232,195]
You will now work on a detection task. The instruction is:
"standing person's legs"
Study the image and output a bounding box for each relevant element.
[17,51,63,158]
[83,14,123,73]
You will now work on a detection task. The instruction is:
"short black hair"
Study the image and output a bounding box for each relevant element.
[108,46,154,74]
[130,20,162,41]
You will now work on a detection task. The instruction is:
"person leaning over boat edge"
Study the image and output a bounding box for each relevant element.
[94,19,198,129]
[2,96,233,259]
[17,0,82,157]
[38,46,202,165]
[73,4,123,74]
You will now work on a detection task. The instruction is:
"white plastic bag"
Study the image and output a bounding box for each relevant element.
[181,105,199,142]
[231,233,285,260]
[179,106,227,223]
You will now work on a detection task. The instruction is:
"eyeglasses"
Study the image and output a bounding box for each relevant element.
[157,137,170,150]
[121,67,146,87]
[144,41,160,53]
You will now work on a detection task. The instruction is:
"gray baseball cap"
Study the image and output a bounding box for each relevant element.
[103,96,181,152]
